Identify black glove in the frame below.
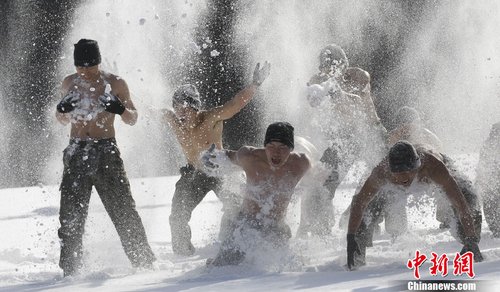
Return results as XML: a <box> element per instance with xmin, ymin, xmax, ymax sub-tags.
<box><xmin>347</xmin><ymin>233</ymin><xmax>361</xmax><ymax>270</ymax></box>
<box><xmin>99</xmin><ymin>93</ymin><xmax>125</xmax><ymax>115</ymax></box>
<box><xmin>56</xmin><ymin>92</ymin><xmax>80</xmax><ymax>113</ymax></box>
<box><xmin>460</xmin><ymin>235</ymin><xmax>483</xmax><ymax>262</ymax></box>
<box><xmin>252</xmin><ymin>61</ymin><xmax>271</xmax><ymax>86</ymax></box>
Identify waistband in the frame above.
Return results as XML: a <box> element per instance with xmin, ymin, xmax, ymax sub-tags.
<box><xmin>69</xmin><ymin>137</ymin><xmax>117</xmax><ymax>146</ymax></box>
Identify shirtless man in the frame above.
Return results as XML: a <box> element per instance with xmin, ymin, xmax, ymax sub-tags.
<box><xmin>55</xmin><ymin>39</ymin><xmax>155</xmax><ymax>276</ymax></box>
<box><xmin>201</xmin><ymin>122</ymin><xmax>311</xmax><ymax>266</ymax></box>
<box><xmin>339</xmin><ymin>106</ymin><xmax>446</xmax><ymax>236</ymax></box>
<box><xmin>163</xmin><ymin>62</ymin><xmax>270</xmax><ymax>256</ymax></box>
<box><xmin>388</xmin><ymin>106</ymin><xmax>442</xmax><ymax>150</ymax></box>
<box><xmin>297</xmin><ymin>44</ymin><xmax>387</xmax><ymax>237</ymax></box>
<box><xmin>346</xmin><ymin>141</ymin><xmax>483</xmax><ymax>270</ymax></box>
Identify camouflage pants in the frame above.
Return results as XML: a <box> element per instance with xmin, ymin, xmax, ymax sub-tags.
<box><xmin>169</xmin><ymin>165</ymin><xmax>240</xmax><ymax>255</ymax></box>
<box><xmin>58</xmin><ymin>138</ymin><xmax>155</xmax><ymax>276</ymax></box>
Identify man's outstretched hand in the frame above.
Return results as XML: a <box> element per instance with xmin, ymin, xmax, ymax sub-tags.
<box><xmin>200</xmin><ymin>144</ymin><xmax>231</xmax><ymax>176</ymax></box>
<box><xmin>347</xmin><ymin>233</ymin><xmax>361</xmax><ymax>270</ymax></box>
<box><xmin>201</xmin><ymin>144</ymin><xmax>218</xmax><ymax>170</ymax></box>
<box><xmin>253</xmin><ymin>61</ymin><xmax>271</xmax><ymax>86</ymax></box>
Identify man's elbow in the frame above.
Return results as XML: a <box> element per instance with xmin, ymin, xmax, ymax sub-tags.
<box><xmin>122</xmin><ymin>110</ymin><xmax>138</xmax><ymax>125</ymax></box>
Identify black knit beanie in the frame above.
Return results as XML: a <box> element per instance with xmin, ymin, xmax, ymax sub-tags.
<box><xmin>264</xmin><ymin>122</ymin><xmax>294</xmax><ymax>149</ymax></box>
<box><xmin>389</xmin><ymin>140</ymin><xmax>421</xmax><ymax>172</ymax></box>
<box><xmin>74</xmin><ymin>39</ymin><xmax>101</xmax><ymax>67</ymax></box>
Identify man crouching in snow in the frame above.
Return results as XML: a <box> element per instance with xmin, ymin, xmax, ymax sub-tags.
<box><xmin>201</xmin><ymin>122</ymin><xmax>311</xmax><ymax>266</ymax></box>
<box><xmin>346</xmin><ymin>141</ymin><xmax>483</xmax><ymax>271</ymax></box>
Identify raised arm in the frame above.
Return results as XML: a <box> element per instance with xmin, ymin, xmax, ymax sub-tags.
<box><xmin>208</xmin><ymin>62</ymin><xmax>270</xmax><ymax>122</ymax></box>
<box><xmin>427</xmin><ymin>156</ymin><xmax>476</xmax><ymax>237</ymax></box>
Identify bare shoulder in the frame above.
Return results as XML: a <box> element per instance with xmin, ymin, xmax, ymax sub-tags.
<box><xmin>103</xmin><ymin>71</ymin><xmax>127</xmax><ymax>89</ymax></box>
<box><xmin>345</xmin><ymin>67</ymin><xmax>370</xmax><ymax>84</ymax></box>
<box><xmin>418</xmin><ymin>146</ymin><xmax>443</xmax><ymax>162</ymax></box>
<box><xmin>236</xmin><ymin>146</ymin><xmax>263</xmax><ymax>164</ymax></box>
<box><xmin>418</xmin><ymin>148</ymin><xmax>447</xmax><ymax>177</ymax></box>
<box><xmin>238</xmin><ymin>146</ymin><xmax>261</xmax><ymax>157</ymax></box>
<box><xmin>61</xmin><ymin>74</ymin><xmax>78</xmax><ymax>90</ymax></box>
<box><xmin>290</xmin><ymin>152</ymin><xmax>312</xmax><ymax>170</ymax></box>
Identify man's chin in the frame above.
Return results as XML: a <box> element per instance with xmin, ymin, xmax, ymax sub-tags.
<box><xmin>270</xmin><ymin>160</ymin><xmax>283</xmax><ymax>168</ymax></box>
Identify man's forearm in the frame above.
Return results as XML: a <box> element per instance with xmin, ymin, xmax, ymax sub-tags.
<box><xmin>56</xmin><ymin>112</ymin><xmax>70</xmax><ymax>125</ymax></box>
<box><xmin>121</xmin><ymin>108</ymin><xmax>138</xmax><ymax>125</ymax></box>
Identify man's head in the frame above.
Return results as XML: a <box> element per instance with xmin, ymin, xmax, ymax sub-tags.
<box><xmin>264</xmin><ymin>122</ymin><xmax>294</xmax><ymax>168</ymax></box>
<box><xmin>389</xmin><ymin>141</ymin><xmax>421</xmax><ymax>186</ymax></box>
<box><xmin>318</xmin><ymin>44</ymin><xmax>348</xmax><ymax>75</ymax></box>
<box><xmin>395</xmin><ymin>106</ymin><xmax>421</xmax><ymax>126</ymax></box>
<box><xmin>172</xmin><ymin>84</ymin><xmax>202</xmax><ymax>111</ymax></box>
<box><xmin>74</xmin><ymin>39</ymin><xmax>101</xmax><ymax>67</ymax></box>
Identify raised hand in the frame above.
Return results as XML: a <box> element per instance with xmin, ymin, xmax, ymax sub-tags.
<box><xmin>98</xmin><ymin>93</ymin><xmax>125</xmax><ymax>115</ymax></box>
<box><xmin>57</xmin><ymin>91</ymin><xmax>80</xmax><ymax>113</ymax></box>
<box><xmin>347</xmin><ymin>234</ymin><xmax>361</xmax><ymax>270</ymax></box>
<box><xmin>252</xmin><ymin>61</ymin><xmax>271</xmax><ymax>86</ymax></box>
<box><xmin>200</xmin><ymin>144</ymin><xmax>232</xmax><ymax>176</ymax></box>
<box><xmin>460</xmin><ymin>236</ymin><xmax>484</xmax><ymax>262</ymax></box>
<box><xmin>306</xmin><ymin>84</ymin><xmax>329</xmax><ymax>107</ymax></box>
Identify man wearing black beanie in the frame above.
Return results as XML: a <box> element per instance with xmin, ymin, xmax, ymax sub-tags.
<box><xmin>345</xmin><ymin>141</ymin><xmax>483</xmax><ymax>270</ymax></box>
<box><xmin>201</xmin><ymin>122</ymin><xmax>311</xmax><ymax>266</ymax></box>
<box><xmin>55</xmin><ymin>38</ymin><xmax>155</xmax><ymax>276</ymax></box>
<box><xmin>162</xmin><ymin>62</ymin><xmax>271</xmax><ymax>256</ymax></box>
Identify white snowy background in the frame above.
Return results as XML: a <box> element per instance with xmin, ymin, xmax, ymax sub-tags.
<box><xmin>2</xmin><ymin>0</ymin><xmax>500</xmax><ymax>291</ymax></box>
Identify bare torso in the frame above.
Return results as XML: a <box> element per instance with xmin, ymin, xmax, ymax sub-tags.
<box><xmin>167</xmin><ymin>110</ymin><xmax>224</xmax><ymax>169</ymax></box>
<box><xmin>57</xmin><ymin>70</ymin><xmax>136</xmax><ymax>138</ymax></box>
<box><xmin>237</xmin><ymin>148</ymin><xmax>310</xmax><ymax>223</ymax></box>
<box><xmin>309</xmin><ymin>67</ymin><xmax>382</xmax><ymax>137</ymax></box>
<box><xmin>164</xmin><ymin>84</ymin><xmax>258</xmax><ymax>169</ymax></box>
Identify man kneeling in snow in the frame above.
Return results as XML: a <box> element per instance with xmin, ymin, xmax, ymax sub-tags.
<box><xmin>201</xmin><ymin>122</ymin><xmax>311</xmax><ymax>266</ymax></box>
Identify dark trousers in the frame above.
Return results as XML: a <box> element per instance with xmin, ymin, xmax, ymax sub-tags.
<box><xmin>169</xmin><ymin>165</ymin><xmax>240</xmax><ymax>255</ymax></box>
<box><xmin>210</xmin><ymin>213</ymin><xmax>292</xmax><ymax>266</ymax></box>
<box><xmin>58</xmin><ymin>138</ymin><xmax>155</xmax><ymax>275</ymax></box>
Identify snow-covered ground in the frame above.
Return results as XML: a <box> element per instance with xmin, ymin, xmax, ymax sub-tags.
<box><xmin>1</xmin><ymin>157</ymin><xmax>499</xmax><ymax>291</ymax></box>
